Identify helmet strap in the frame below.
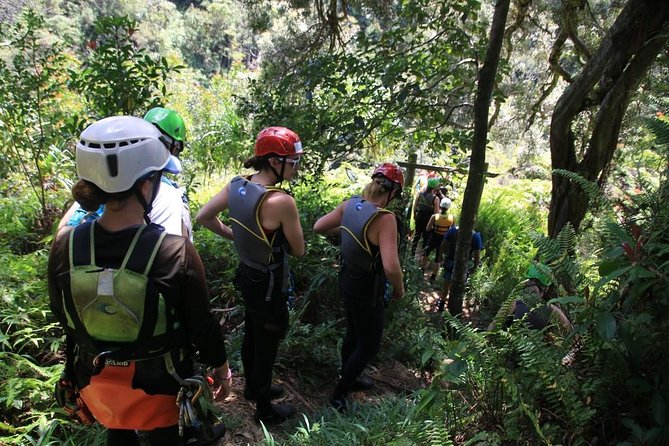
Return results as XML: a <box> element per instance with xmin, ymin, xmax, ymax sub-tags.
<box><xmin>268</xmin><ymin>157</ymin><xmax>286</xmax><ymax>185</ymax></box>
<box><xmin>134</xmin><ymin>172</ymin><xmax>162</xmax><ymax>224</ymax></box>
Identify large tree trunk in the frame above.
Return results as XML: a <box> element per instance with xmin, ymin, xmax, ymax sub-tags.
<box><xmin>548</xmin><ymin>0</ymin><xmax>669</xmax><ymax>237</ymax></box>
<box><xmin>448</xmin><ymin>0</ymin><xmax>510</xmax><ymax>317</ymax></box>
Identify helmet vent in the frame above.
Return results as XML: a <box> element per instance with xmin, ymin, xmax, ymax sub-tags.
<box><xmin>106</xmin><ymin>154</ymin><xmax>118</xmax><ymax>177</ymax></box>
<box><xmin>88</xmin><ymin>142</ymin><xmax>101</xmax><ymax>149</ymax></box>
<box><xmin>119</xmin><ymin>141</ymin><xmax>128</xmax><ymax>147</ymax></box>
<box><xmin>103</xmin><ymin>143</ymin><xmax>115</xmax><ymax>149</ymax></box>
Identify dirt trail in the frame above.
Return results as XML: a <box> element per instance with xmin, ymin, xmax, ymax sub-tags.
<box><xmin>212</xmin><ymin>271</ymin><xmax>475</xmax><ymax>445</ymax></box>
<box><xmin>213</xmin><ymin>360</ymin><xmax>426</xmax><ymax>445</ymax></box>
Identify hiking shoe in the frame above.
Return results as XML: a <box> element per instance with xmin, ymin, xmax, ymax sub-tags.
<box><xmin>243</xmin><ymin>383</ymin><xmax>285</xmax><ymax>401</ymax></box>
<box><xmin>330</xmin><ymin>395</ymin><xmax>349</xmax><ymax>413</ymax></box>
<box><xmin>350</xmin><ymin>374</ymin><xmax>374</xmax><ymax>391</ymax></box>
<box><xmin>183</xmin><ymin>422</ymin><xmax>226</xmax><ymax>445</ymax></box>
<box><xmin>254</xmin><ymin>403</ymin><xmax>296</xmax><ymax>424</ymax></box>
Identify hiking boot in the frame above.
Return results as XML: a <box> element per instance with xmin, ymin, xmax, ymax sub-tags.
<box><xmin>243</xmin><ymin>383</ymin><xmax>285</xmax><ymax>401</ymax></box>
<box><xmin>350</xmin><ymin>374</ymin><xmax>374</xmax><ymax>391</ymax></box>
<box><xmin>330</xmin><ymin>395</ymin><xmax>349</xmax><ymax>413</ymax></box>
<box><xmin>183</xmin><ymin>422</ymin><xmax>226</xmax><ymax>445</ymax></box>
<box><xmin>254</xmin><ymin>403</ymin><xmax>296</xmax><ymax>424</ymax></box>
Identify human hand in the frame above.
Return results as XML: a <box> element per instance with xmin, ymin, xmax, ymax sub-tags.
<box><xmin>392</xmin><ymin>286</ymin><xmax>405</xmax><ymax>300</ymax></box>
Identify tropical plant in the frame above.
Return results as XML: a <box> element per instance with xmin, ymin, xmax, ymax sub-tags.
<box><xmin>69</xmin><ymin>15</ymin><xmax>180</xmax><ymax>118</ymax></box>
<box><xmin>0</xmin><ymin>9</ymin><xmax>79</xmax><ymax>228</ymax></box>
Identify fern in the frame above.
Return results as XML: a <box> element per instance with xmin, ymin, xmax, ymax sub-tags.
<box><xmin>552</xmin><ymin>169</ymin><xmax>604</xmax><ymax>206</ymax></box>
<box><xmin>412</xmin><ymin>420</ymin><xmax>453</xmax><ymax>446</ymax></box>
<box><xmin>642</xmin><ymin>116</ymin><xmax>669</xmax><ymax>151</ymax></box>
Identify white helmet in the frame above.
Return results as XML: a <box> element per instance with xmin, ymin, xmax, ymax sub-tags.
<box><xmin>440</xmin><ymin>197</ymin><xmax>452</xmax><ymax>210</ymax></box>
<box><xmin>76</xmin><ymin>116</ymin><xmax>180</xmax><ymax>193</ymax></box>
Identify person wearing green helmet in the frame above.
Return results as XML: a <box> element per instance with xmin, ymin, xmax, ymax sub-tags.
<box><xmin>488</xmin><ymin>262</ymin><xmax>580</xmax><ymax>365</ymax></box>
<box><xmin>411</xmin><ymin>176</ymin><xmax>440</xmax><ymax>256</ymax></box>
<box><xmin>143</xmin><ymin>107</ymin><xmax>192</xmax><ymax>240</ymax></box>
<box><xmin>143</xmin><ymin>107</ymin><xmax>186</xmax><ymax>157</ymax></box>
<box><xmin>489</xmin><ymin>262</ymin><xmax>571</xmax><ymax>332</ymax></box>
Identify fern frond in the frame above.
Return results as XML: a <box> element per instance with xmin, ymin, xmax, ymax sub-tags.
<box><xmin>552</xmin><ymin>169</ymin><xmax>604</xmax><ymax>206</ymax></box>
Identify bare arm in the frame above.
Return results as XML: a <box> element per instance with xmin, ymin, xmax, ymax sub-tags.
<box><xmin>314</xmin><ymin>202</ymin><xmax>345</xmax><ymax>235</ymax></box>
<box><xmin>195</xmin><ymin>185</ymin><xmax>234</xmax><ymax>240</ymax></box>
<box><xmin>550</xmin><ymin>304</ymin><xmax>573</xmax><ymax>332</ymax></box>
<box><xmin>278</xmin><ymin>195</ymin><xmax>305</xmax><ymax>257</ymax></box>
<box><xmin>376</xmin><ymin>213</ymin><xmax>404</xmax><ymax>298</ymax></box>
<box><xmin>426</xmin><ymin>214</ymin><xmax>436</xmax><ymax>232</ymax></box>
<box><xmin>432</xmin><ymin>196</ymin><xmax>440</xmax><ymax>214</ymax></box>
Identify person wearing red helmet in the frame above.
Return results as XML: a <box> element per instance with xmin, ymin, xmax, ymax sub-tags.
<box><xmin>196</xmin><ymin>126</ymin><xmax>304</xmax><ymax>424</ymax></box>
<box><xmin>314</xmin><ymin>163</ymin><xmax>405</xmax><ymax>412</ymax></box>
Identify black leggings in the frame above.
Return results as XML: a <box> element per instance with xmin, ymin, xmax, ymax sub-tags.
<box><xmin>338</xmin><ymin>302</ymin><xmax>384</xmax><ymax>394</ymax></box>
<box><xmin>412</xmin><ymin>214</ymin><xmax>431</xmax><ymax>254</ymax></box>
<box><xmin>235</xmin><ymin>263</ymin><xmax>289</xmax><ymax>410</ymax></box>
<box><xmin>107</xmin><ymin>425</ymin><xmax>181</xmax><ymax>446</ymax></box>
<box><xmin>423</xmin><ymin>232</ymin><xmax>443</xmax><ymax>262</ymax></box>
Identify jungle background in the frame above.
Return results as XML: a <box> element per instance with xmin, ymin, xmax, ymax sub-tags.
<box><xmin>1</xmin><ymin>0</ymin><xmax>668</xmax><ymax>444</ymax></box>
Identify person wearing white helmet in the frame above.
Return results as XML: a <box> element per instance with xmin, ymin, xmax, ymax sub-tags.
<box><xmin>48</xmin><ymin>116</ymin><xmax>230</xmax><ymax>445</ymax></box>
<box><xmin>58</xmin><ymin>108</ymin><xmax>191</xmax><ymax>240</ymax></box>
<box><xmin>421</xmin><ymin>197</ymin><xmax>455</xmax><ymax>281</ymax></box>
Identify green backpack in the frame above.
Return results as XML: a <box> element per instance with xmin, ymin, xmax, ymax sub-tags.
<box><xmin>62</xmin><ymin>221</ymin><xmax>179</xmax><ymax>364</ymax></box>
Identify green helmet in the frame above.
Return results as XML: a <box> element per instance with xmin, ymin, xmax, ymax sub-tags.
<box><xmin>144</xmin><ymin>107</ymin><xmax>186</xmax><ymax>155</ymax></box>
<box><xmin>527</xmin><ymin>263</ymin><xmax>552</xmax><ymax>287</ymax></box>
<box><xmin>427</xmin><ymin>177</ymin><xmax>439</xmax><ymax>189</ymax></box>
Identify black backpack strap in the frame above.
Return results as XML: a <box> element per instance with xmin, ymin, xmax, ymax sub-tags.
<box><xmin>70</xmin><ymin>221</ymin><xmax>96</xmax><ymax>268</ymax></box>
<box><xmin>66</xmin><ymin>222</ymin><xmax>104</xmax><ymax>355</ymax></box>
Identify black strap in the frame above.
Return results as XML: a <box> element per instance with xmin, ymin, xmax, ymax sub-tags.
<box><xmin>72</xmin><ymin>221</ymin><xmax>94</xmax><ymax>267</ymax></box>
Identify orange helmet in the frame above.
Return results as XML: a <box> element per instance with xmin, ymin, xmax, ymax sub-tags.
<box><xmin>372</xmin><ymin>163</ymin><xmax>405</xmax><ymax>190</ymax></box>
<box><xmin>254</xmin><ymin>126</ymin><xmax>303</xmax><ymax>157</ymax></box>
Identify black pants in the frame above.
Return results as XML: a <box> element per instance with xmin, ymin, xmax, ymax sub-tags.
<box><xmin>107</xmin><ymin>425</ymin><xmax>181</xmax><ymax>446</ymax></box>
<box><xmin>336</xmin><ymin>301</ymin><xmax>384</xmax><ymax>396</ymax></box>
<box><xmin>235</xmin><ymin>263</ymin><xmax>289</xmax><ymax>410</ymax></box>
<box><xmin>412</xmin><ymin>214</ymin><xmax>431</xmax><ymax>254</ymax></box>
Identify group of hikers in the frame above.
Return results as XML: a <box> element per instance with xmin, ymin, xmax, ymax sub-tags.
<box><xmin>410</xmin><ymin>176</ymin><xmax>483</xmax><ymax>313</ymax></box>
<box><xmin>47</xmin><ymin>109</ymin><xmax>577</xmax><ymax>446</ymax></box>
<box><xmin>47</xmin><ymin>111</ymin><xmax>406</xmax><ymax>445</ymax></box>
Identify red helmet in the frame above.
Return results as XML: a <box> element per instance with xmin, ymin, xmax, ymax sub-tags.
<box><xmin>254</xmin><ymin>126</ymin><xmax>303</xmax><ymax>157</ymax></box>
<box><xmin>372</xmin><ymin>163</ymin><xmax>405</xmax><ymax>189</ymax></box>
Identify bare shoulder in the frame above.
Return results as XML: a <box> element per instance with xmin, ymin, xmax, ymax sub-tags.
<box><xmin>377</xmin><ymin>211</ymin><xmax>398</xmax><ymax>226</ymax></box>
<box><xmin>266</xmin><ymin>190</ymin><xmax>297</xmax><ymax>208</ymax></box>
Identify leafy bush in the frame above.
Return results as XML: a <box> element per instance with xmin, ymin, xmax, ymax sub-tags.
<box><xmin>470</xmin><ymin>183</ymin><xmax>547</xmax><ymax>320</ymax></box>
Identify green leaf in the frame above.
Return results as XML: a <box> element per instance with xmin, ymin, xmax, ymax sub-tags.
<box><xmin>415</xmin><ymin>389</ymin><xmax>438</xmax><ymax>414</ymax></box>
<box><xmin>547</xmin><ymin>295</ymin><xmax>584</xmax><ymax>305</ymax></box>
<box><xmin>596</xmin><ymin>311</ymin><xmax>617</xmax><ymax>341</ymax></box>
<box><xmin>652</xmin><ymin>393</ymin><xmax>667</xmax><ymax>426</ymax></box>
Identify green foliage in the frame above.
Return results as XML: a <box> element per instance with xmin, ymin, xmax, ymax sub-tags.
<box><xmin>243</xmin><ymin>0</ymin><xmax>488</xmax><ymax>173</ymax></box>
<box><xmin>262</xmin><ymin>396</ymin><xmax>450</xmax><ymax>446</ymax></box>
<box><xmin>69</xmin><ymin>15</ymin><xmax>180</xmax><ymax>118</ymax></box>
<box><xmin>423</xmin><ymin>315</ymin><xmax>594</xmax><ymax>444</ymax></box>
<box><xmin>169</xmin><ymin>70</ymin><xmax>250</xmax><ymax>181</ymax></box>
<box><xmin>469</xmin><ymin>185</ymin><xmax>546</xmax><ymax>319</ymax></box>
<box><xmin>0</xmin><ymin>9</ymin><xmax>78</xmax><ymax>225</ymax></box>
<box><xmin>577</xmin><ymin>116</ymin><xmax>669</xmax><ymax>443</ymax></box>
